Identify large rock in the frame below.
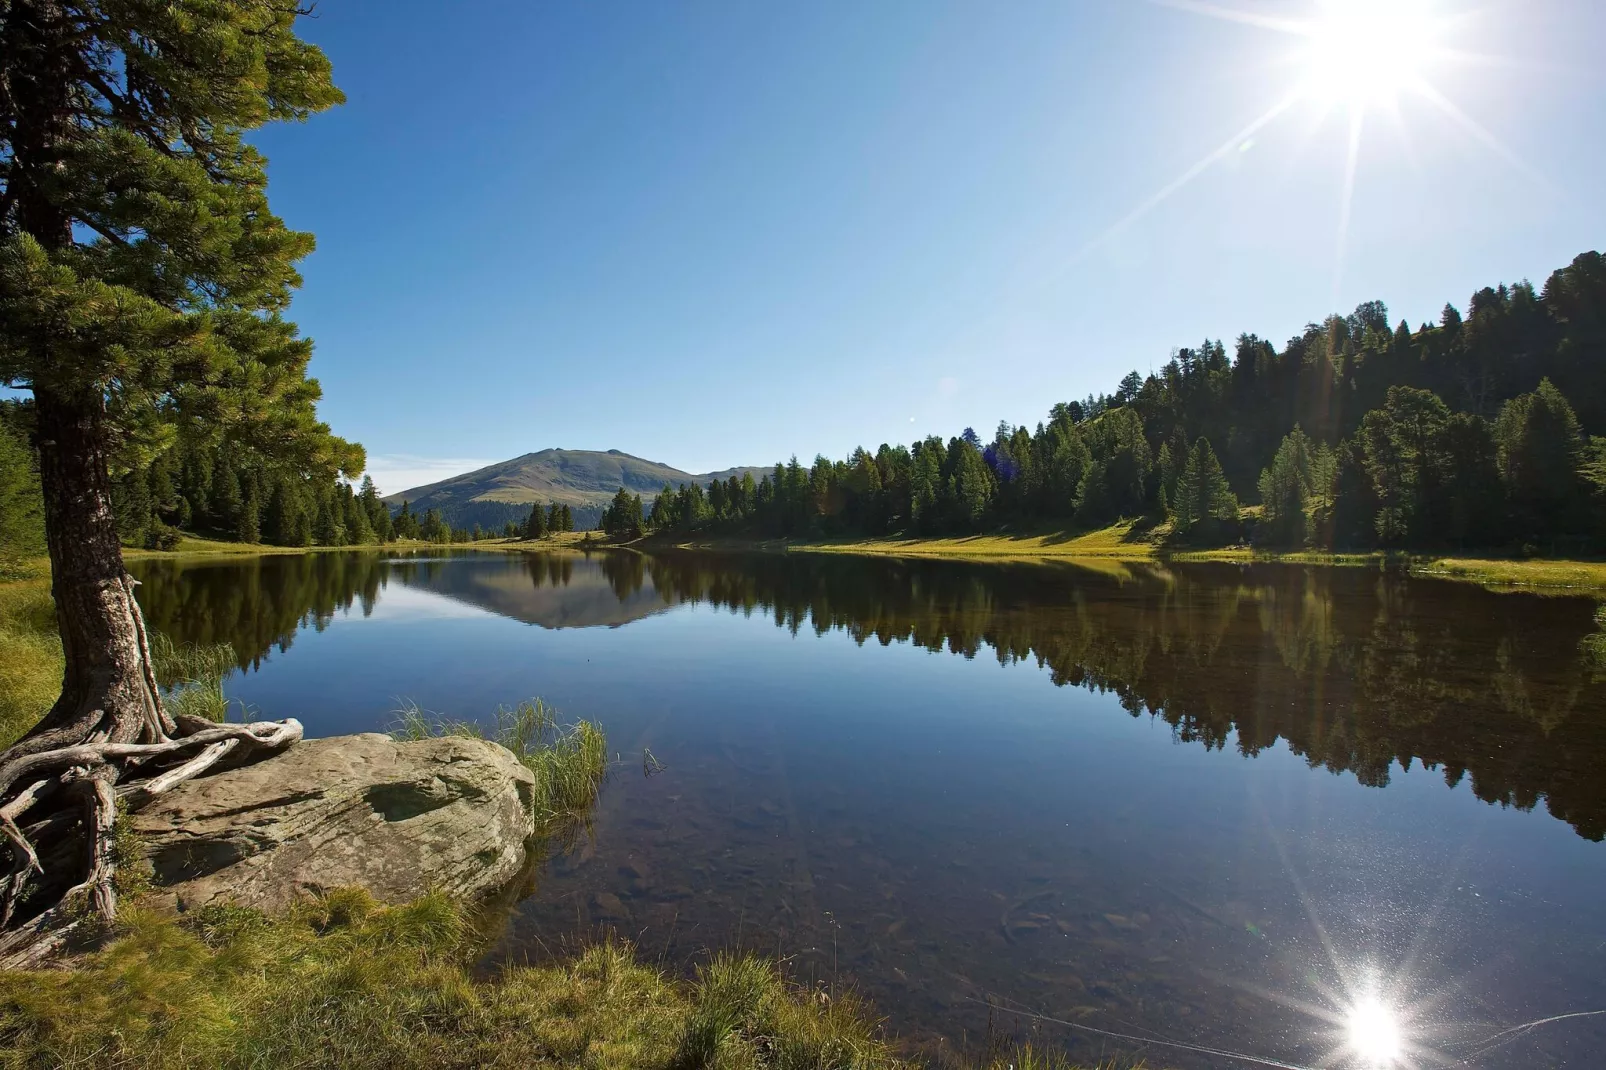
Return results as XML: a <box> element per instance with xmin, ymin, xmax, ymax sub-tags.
<box><xmin>131</xmin><ymin>733</ymin><xmax>538</xmax><ymax>912</ymax></box>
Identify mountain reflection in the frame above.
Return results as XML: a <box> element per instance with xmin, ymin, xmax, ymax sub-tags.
<box><xmin>131</xmin><ymin>549</ymin><xmax>1606</xmax><ymax>841</ymax></box>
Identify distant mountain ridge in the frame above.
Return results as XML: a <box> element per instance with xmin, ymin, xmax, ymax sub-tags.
<box><xmin>384</xmin><ymin>449</ymin><xmax>766</xmax><ymax>531</ymax></box>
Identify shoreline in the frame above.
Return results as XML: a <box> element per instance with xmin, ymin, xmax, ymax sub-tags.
<box><xmin>625</xmin><ymin>524</ymin><xmax>1606</xmax><ymax>592</ymax></box>
<box><xmin>88</xmin><ymin>524</ymin><xmax>1606</xmax><ymax>592</ymax></box>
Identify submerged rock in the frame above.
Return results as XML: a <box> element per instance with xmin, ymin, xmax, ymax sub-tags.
<box><xmin>132</xmin><ymin>733</ymin><xmax>538</xmax><ymax>912</ymax></box>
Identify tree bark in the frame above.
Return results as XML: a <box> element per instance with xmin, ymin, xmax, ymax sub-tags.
<box><xmin>24</xmin><ymin>385</ymin><xmax>172</xmax><ymax>750</ymax></box>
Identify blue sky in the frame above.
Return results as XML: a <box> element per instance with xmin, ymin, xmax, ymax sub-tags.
<box><xmin>253</xmin><ymin>0</ymin><xmax>1606</xmax><ymax>493</ymax></box>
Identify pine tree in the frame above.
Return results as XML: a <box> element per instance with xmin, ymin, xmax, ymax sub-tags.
<box><xmin>209</xmin><ymin>457</ymin><xmax>243</xmax><ymax>536</ymax></box>
<box><xmin>1174</xmin><ymin>438</ymin><xmax>1238</xmax><ymax>535</ymax></box>
<box><xmin>1496</xmin><ymin>378</ymin><xmax>1587</xmax><ymax>541</ymax></box>
<box><xmin>343</xmin><ymin>486</ymin><xmax>372</xmax><ymax>544</ymax></box>
<box><xmin>313</xmin><ymin>487</ymin><xmax>345</xmax><ymax>546</ymax></box>
<box><xmin>526</xmin><ymin>502</ymin><xmax>549</xmax><ymax>539</ymax></box>
<box><xmin>0</xmin><ymin>0</ymin><xmax>358</xmax><ymax>937</ymax></box>
<box><xmin>357</xmin><ymin>476</ymin><xmax>390</xmax><ymax>541</ymax></box>
<box><xmin>1257</xmin><ymin>427</ymin><xmax>1315</xmax><ymax>546</ymax></box>
<box><xmin>392</xmin><ymin>500</ymin><xmax>417</xmax><ymax>541</ymax></box>
<box><xmin>111</xmin><ymin>470</ymin><xmax>153</xmax><ymax>547</ymax></box>
<box><xmin>237</xmin><ymin>471</ymin><xmax>262</xmax><ymax>545</ymax></box>
<box><xmin>420</xmin><ymin>509</ymin><xmax>448</xmax><ymax>542</ymax></box>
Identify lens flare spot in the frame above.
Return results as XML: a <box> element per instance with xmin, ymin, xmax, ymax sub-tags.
<box><xmin>1346</xmin><ymin>993</ymin><xmax>1403</xmax><ymax>1065</ymax></box>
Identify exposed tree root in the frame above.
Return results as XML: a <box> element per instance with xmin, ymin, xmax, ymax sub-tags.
<box><xmin>0</xmin><ymin>712</ymin><xmax>303</xmax><ymax>968</ymax></box>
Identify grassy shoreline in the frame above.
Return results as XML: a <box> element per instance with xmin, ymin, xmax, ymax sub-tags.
<box><xmin>631</xmin><ymin>523</ymin><xmax>1606</xmax><ymax>592</ymax></box>
<box><xmin>37</xmin><ymin>519</ymin><xmax>1606</xmax><ymax>596</ymax></box>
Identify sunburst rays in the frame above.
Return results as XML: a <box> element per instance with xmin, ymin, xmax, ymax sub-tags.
<box><xmin>1092</xmin><ymin>1</ymin><xmax>1548</xmax><ymax>304</ymax></box>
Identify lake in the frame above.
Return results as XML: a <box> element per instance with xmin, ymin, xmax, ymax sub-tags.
<box><xmin>128</xmin><ymin>548</ymin><xmax>1606</xmax><ymax>1068</ymax></box>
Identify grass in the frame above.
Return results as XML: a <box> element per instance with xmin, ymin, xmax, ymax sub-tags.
<box><xmin>107</xmin><ymin>520</ymin><xmax>1606</xmax><ymax>593</ymax></box>
<box><xmin>122</xmin><ymin>531</ymin><xmax>600</xmax><ymax>560</ymax></box>
<box><xmin>123</xmin><ymin>535</ymin><xmax>456</xmax><ymax>559</ymax></box>
<box><xmin>790</xmin><ymin>522</ymin><xmax>1161</xmax><ymax>562</ymax></box>
<box><xmin>0</xmin><ymin>565</ymin><xmax>60</xmax><ymax>748</ymax></box>
<box><xmin>1409</xmin><ymin>555</ymin><xmax>1606</xmax><ymax>591</ymax></box>
<box><xmin>0</xmin><ymin>885</ymin><xmax>1124</xmax><ymax>1069</ymax></box>
<box><xmin>150</xmin><ymin>633</ymin><xmax>239</xmax><ymax>723</ymax></box>
<box><xmin>767</xmin><ymin>522</ymin><xmax>1606</xmax><ymax>591</ymax></box>
<box><xmin>0</xmin><ymin>888</ymin><xmax>918</xmax><ymax>1070</ymax></box>
<box><xmin>391</xmin><ymin>698</ymin><xmax>608</xmax><ymax>830</ymax></box>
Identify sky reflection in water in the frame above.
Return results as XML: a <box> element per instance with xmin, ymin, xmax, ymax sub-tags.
<box><xmin>130</xmin><ymin>550</ymin><xmax>1606</xmax><ymax>1067</ymax></box>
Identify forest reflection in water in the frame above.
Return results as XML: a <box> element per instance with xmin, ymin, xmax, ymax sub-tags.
<box><xmin>129</xmin><ymin>549</ymin><xmax>1606</xmax><ymax>1066</ymax></box>
<box><xmin>133</xmin><ymin>548</ymin><xmax>1606</xmax><ymax>842</ymax></box>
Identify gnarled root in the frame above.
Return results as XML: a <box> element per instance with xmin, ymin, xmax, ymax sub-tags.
<box><xmin>0</xmin><ymin>715</ymin><xmax>303</xmax><ymax>968</ymax></box>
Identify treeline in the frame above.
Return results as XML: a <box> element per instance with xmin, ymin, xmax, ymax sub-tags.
<box><xmin>629</xmin><ymin>251</ymin><xmax>1606</xmax><ymax>552</ymax></box>
<box><xmin>0</xmin><ymin>400</ymin><xmax>530</xmax><ymax>551</ymax></box>
<box><xmin>112</xmin><ymin>440</ymin><xmax>404</xmax><ymax>549</ymax></box>
<box><xmin>404</xmin><ymin>498</ymin><xmax>603</xmax><ymax>540</ymax></box>
<box><xmin>518</xmin><ymin>501</ymin><xmax>577</xmax><ymax>539</ymax></box>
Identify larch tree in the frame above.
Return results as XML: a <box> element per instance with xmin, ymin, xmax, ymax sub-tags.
<box><xmin>0</xmin><ymin>1</ymin><xmax>356</xmax><ymax>960</ymax></box>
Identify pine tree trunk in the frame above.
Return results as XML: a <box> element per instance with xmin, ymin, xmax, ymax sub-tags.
<box><xmin>0</xmin><ymin>389</ymin><xmax>303</xmax><ymax>959</ymax></box>
<box><xmin>26</xmin><ymin>385</ymin><xmax>170</xmax><ymax>750</ymax></box>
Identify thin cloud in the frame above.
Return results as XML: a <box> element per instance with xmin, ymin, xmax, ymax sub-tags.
<box><xmin>362</xmin><ymin>455</ymin><xmax>495</xmax><ymax>498</ymax></box>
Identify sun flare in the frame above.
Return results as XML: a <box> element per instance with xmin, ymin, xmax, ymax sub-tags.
<box><xmin>1300</xmin><ymin>0</ymin><xmax>1443</xmax><ymax>109</ymax></box>
<box><xmin>1345</xmin><ymin>992</ymin><xmax>1405</xmax><ymax>1066</ymax></box>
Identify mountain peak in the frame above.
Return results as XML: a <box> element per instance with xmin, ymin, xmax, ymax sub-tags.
<box><xmin>382</xmin><ymin>448</ymin><xmax>768</xmax><ymax>530</ymax></box>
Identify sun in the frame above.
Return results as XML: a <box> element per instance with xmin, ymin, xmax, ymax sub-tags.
<box><xmin>1345</xmin><ymin>992</ymin><xmax>1405</xmax><ymax>1066</ymax></box>
<box><xmin>1300</xmin><ymin>0</ymin><xmax>1443</xmax><ymax>110</ymax></box>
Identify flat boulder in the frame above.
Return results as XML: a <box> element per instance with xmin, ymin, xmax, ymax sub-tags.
<box><xmin>131</xmin><ymin>733</ymin><xmax>538</xmax><ymax>912</ymax></box>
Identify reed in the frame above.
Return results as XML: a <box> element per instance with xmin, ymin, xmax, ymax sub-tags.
<box><xmin>150</xmin><ymin>633</ymin><xmax>240</xmax><ymax>723</ymax></box>
<box><xmin>390</xmin><ymin>698</ymin><xmax>607</xmax><ymax>831</ymax></box>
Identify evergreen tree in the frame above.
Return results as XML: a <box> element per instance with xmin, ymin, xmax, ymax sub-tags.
<box><xmin>313</xmin><ymin>487</ymin><xmax>345</xmax><ymax>546</ymax></box>
<box><xmin>526</xmin><ymin>501</ymin><xmax>549</xmax><ymax>539</ymax></box>
<box><xmin>1496</xmin><ymin>378</ymin><xmax>1587</xmax><ymax>541</ymax></box>
<box><xmin>393</xmin><ymin>500</ymin><xmax>420</xmax><ymax>541</ymax></box>
<box><xmin>111</xmin><ymin>470</ymin><xmax>153</xmax><ymax>547</ymax></box>
<box><xmin>264</xmin><ymin>480</ymin><xmax>293</xmax><ymax>547</ymax></box>
<box><xmin>1257</xmin><ymin>427</ymin><xmax>1315</xmax><ymax>546</ymax></box>
<box><xmin>343</xmin><ymin>486</ymin><xmax>372</xmax><ymax>543</ymax></box>
<box><xmin>237</xmin><ymin>471</ymin><xmax>262</xmax><ymax>545</ymax></box>
<box><xmin>1174</xmin><ymin>438</ymin><xmax>1238</xmax><ymax>535</ymax></box>
<box><xmin>357</xmin><ymin>476</ymin><xmax>391</xmax><ymax>541</ymax></box>
<box><xmin>420</xmin><ymin>508</ymin><xmax>448</xmax><ymax>542</ymax></box>
<box><xmin>1359</xmin><ymin>387</ymin><xmax>1452</xmax><ymax>545</ymax></box>
<box><xmin>0</xmin><ymin>0</ymin><xmax>356</xmax><ymax>901</ymax></box>
<box><xmin>603</xmin><ymin>487</ymin><xmax>644</xmax><ymax>536</ymax></box>
<box><xmin>209</xmin><ymin>458</ymin><xmax>243</xmax><ymax>535</ymax></box>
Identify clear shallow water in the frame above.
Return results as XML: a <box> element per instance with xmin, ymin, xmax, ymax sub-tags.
<box><xmin>129</xmin><ymin>549</ymin><xmax>1606</xmax><ymax>1067</ymax></box>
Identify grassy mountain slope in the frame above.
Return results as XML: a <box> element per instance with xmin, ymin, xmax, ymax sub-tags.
<box><xmin>384</xmin><ymin>449</ymin><xmax>765</xmax><ymax>530</ymax></box>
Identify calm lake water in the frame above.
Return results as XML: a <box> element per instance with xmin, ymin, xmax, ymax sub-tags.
<box><xmin>129</xmin><ymin>549</ymin><xmax>1606</xmax><ymax>1068</ymax></box>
